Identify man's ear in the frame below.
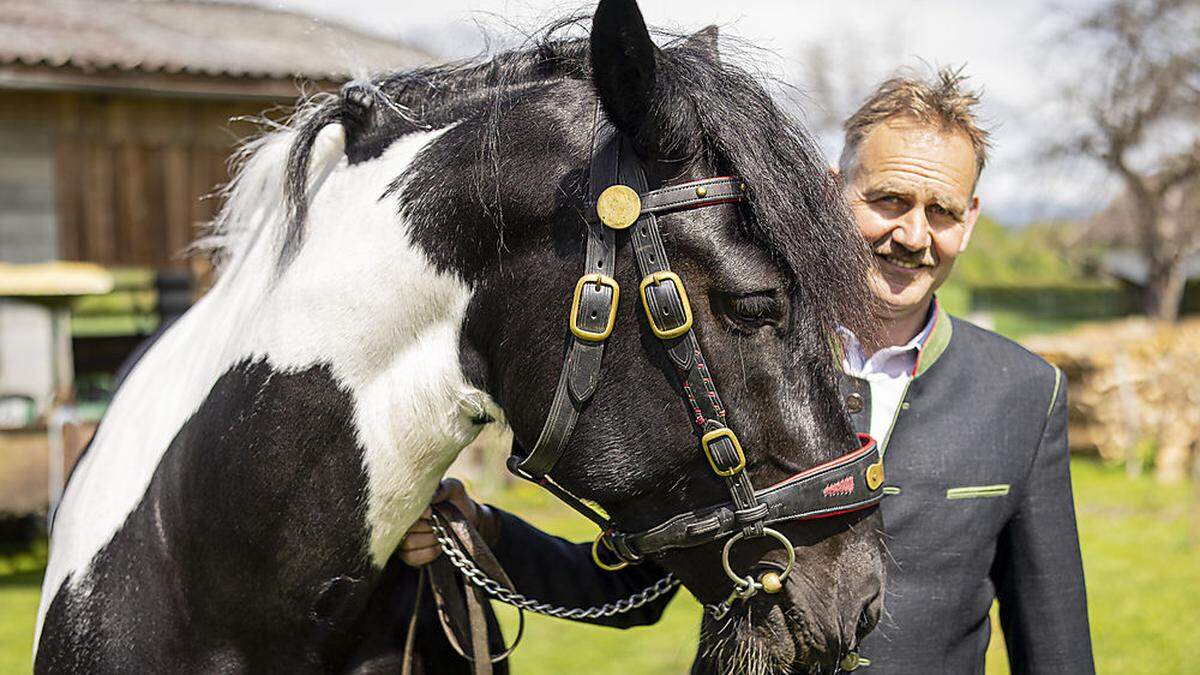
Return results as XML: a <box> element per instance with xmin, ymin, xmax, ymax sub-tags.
<box><xmin>959</xmin><ymin>195</ymin><xmax>981</xmax><ymax>252</ymax></box>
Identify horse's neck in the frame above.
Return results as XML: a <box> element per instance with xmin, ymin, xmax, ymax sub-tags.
<box><xmin>214</xmin><ymin>125</ymin><xmax>490</xmax><ymax>563</ymax></box>
<box><xmin>48</xmin><ymin>126</ymin><xmax>487</xmax><ymax>604</ymax></box>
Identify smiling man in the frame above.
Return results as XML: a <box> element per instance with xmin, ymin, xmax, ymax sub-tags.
<box><xmin>400</xmin><ymin>69</ymin><xmax>1095</xmax><ymax>674</ymax></box>
<box><xmin>839</xmin><ymin>84</ymin><xmax>982</xmax><ymax>352</ymax></box>
<box><xmin>827</xmin><ymin>69</ymin><xmax>1095</xmax><ymax>674</ymax></box>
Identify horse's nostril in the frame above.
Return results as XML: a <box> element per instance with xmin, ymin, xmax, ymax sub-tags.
<box><xmin>857</xmin><ymin>607</ymin><xmax>872</xmax><ymax>633</ymax></box>
<box><xmin>857</xmin><ymin>592</ymin><xmax>883</xmax><ymax>638</ymax></box>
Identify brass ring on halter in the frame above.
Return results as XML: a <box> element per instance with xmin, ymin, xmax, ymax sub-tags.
<box><xmin>592</xmin><ymin>531</ymin><xmax>630</xmax><ymax>571</ymax></box>
<box><xmin>721</xmin><ymin>527</ymin><xmax>795</xmax><ymax>591</ymax></box>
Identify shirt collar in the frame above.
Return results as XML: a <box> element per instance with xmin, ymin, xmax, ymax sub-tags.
<box><xmin>837</xmin><ymin>298</ymin><xmax>939</xmax><ymax>378</ymax></box>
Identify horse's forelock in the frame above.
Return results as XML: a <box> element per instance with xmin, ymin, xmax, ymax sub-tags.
<box><xmin>653</xmin><ymin>43</ymin><xmax>879</xmax><ymax>349</ymax></box>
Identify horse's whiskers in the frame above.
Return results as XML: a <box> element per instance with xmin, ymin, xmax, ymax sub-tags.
<box><xmin>701</xmin><ymin>611</ymin><xmax>796</xmax><ymax>675</ymax></box>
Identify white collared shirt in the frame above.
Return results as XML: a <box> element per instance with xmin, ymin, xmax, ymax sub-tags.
<box><xmin>838</xmin><ymin>307</ymin><xmax>937</xmax><ymax>445</ymax></box>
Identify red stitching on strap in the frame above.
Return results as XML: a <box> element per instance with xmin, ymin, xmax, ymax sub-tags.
<box><xmin>691</xmin><ymin>349</ymin><xmax>726</xmax><ymax>420</ymax></box>
<box><xmin>680</xmin><ymin>379</ymin><xmax>706</xmax><ymax>426</ymax></box>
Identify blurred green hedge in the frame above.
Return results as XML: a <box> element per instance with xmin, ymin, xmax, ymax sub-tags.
<box><xmin>70</xmin><ymin>267</ymin><xmax>160</xmax><ymax>338</ymax></box>
<box><xmin>969</xmin><ymin>282</ymin><xmax>1134</xmax><ymax>319</ymax></box>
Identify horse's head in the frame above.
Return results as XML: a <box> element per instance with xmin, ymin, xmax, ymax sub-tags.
<box><xmin>333</xmin><ymin>0</ymin><xmax>884</xmax><ymax>669</ymax></box>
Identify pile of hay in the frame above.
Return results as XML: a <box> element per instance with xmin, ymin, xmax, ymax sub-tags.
<box><xmin>1025</xmin><ymin>319</ymin><xmax>1200</xmax><ymax>482</ymax></box>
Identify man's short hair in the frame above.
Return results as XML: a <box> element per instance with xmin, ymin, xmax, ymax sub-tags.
<box><xmin>838</xmin><ymin>67</ymin><xmax>991</xmax><ymax>185</ymax></box>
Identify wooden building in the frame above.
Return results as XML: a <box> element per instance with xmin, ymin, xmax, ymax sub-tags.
<box><xmin>0</xmin><ymin>0</ymin><xmax>432</xmax><ymax>269</ymax></box>
<box><xmin>0</xmin><ymin>0</ymin><xmax>433</xmax><ymax>517</ymax></box>
<box><xmin>0</xmin><ymin>0</ymin><xmax>433</xmax><ymax>376</ymax></box>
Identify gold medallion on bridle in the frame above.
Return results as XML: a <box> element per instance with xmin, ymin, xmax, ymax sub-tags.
<box><xmin>866</xmin><ymin>462</ymin><xmax>885</xmax><ymax>491</ymax></box>
<box><xmin>596</xmin><ymin>184</ymin><xmax>642</xmax><ymax>229</ymax></box>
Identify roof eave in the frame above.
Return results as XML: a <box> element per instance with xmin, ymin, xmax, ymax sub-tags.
<box><xmin>0</xmin><ymin>62</ymin><xmax>341</xmax><ymax>101</ymax></box>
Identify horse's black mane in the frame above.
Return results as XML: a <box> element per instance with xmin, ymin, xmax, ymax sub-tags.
<box><xmin>279</xmin><ymin>17</ymin><xmax>875</xmax><ymax>344</ymax></box>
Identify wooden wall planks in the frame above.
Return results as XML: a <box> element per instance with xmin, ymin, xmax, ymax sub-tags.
<box><xmin>0</xmin><ymin>91</ymin><xmax>279</xmax><ymax>270</ymax></box>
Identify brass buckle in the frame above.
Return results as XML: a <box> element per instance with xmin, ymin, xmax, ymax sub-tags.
<box><xmin>702</xmin><ymin>427</ymin><xmax>745</xmax><ymax>477</ymax></box>
<box><xmin>866</xmin><ymin>461</ymin><xmax>885</xmax><ymax>491</ymax></box>
<box><xmin>570</xmin><ymin>273</ymin><xmax>620</xmax><ymax>342</ymax></box>
<box><xmin>638</xmin><ymin>271</ymin><xmax>693</xmax><ymax>340</ymax></box>
<box><xmin>591</xmin><ymin>531</ymin><xmax>629</xmax><ymax>571</ymax></box>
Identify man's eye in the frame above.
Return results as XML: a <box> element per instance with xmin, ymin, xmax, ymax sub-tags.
<box><xmin>873</xmin><ymin>195</ymin><xmax>907</xmax><ymax>212</ymax></box>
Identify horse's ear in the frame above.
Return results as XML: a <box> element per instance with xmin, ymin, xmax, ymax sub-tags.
<box><xmin>682</xmin><ymin>25</ymin><xmax>719</xmax><ymax>59</ymax></box>
<box><xmin>590</xmin><ymin>0</ymin><xmax>659</xmax><ymax>141</ymax></box>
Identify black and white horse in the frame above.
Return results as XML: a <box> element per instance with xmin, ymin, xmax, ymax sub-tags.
<box><xmin>36</xmin><ymin>1</ymin><xmax>884</xmax><ymax>672</ymax></box>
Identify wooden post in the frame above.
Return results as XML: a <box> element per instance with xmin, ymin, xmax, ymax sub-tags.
<box><xmin>82</xmin><ymin>141</ymin><xmax>117</xmax><ymax>264</ymax></box>
<box><xmin>163</xmin><ymin>143</ymin><xmax>192</xmax><ymax>264</ymax></box>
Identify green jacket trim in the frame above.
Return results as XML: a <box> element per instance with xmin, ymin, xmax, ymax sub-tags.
<box><xmin>880</xmin><ymin>379</ymin><xmax>912</xmax><ymax>459</ymax></box>
<box><xmin>946</xmin><ymin>484</ymin><xmax>1011</xmax><ymax>500</ymax></box>
<box><xmin>913</xmin><ymin>297</ymin><xmax>953</xmax><ymax>378</ymax></box>
<box><xmin>1047</xmin><ymin>366</ymin><xmax>1063</xmax><ymax>419</ymax></box>
<box><xmin>828</xmin><ymin>330</ymin><xmax>847</xmax><ymax>367</ymax></box>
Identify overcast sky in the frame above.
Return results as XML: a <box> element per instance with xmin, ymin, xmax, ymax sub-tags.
<box><xmin>252</xmin><ymin>0</ymin><xmax>1113</xmax><ymax>226</ymax></box>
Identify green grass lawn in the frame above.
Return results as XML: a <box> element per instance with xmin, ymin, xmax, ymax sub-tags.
<box><xmin>2</xmin><ymin>459</ymin><xmax>1195</xmax><ymax>673</ymax></box>
<box><xmin>0</xmin><ymin>541</ymin><xmax>46</xmax><ymax>674</ymax></box>
<box><xmin>1070</xmin><ymin>460</ymin><xmax>1200</xmax><ymax>674</ymax></box>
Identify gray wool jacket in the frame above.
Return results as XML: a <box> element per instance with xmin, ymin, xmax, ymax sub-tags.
<box><xmin>488</xmin><ymin>305</ymin><xmax>1096</xmax><ymax>675</ymax></box>
<box><xmin>837</xmin><ymin>305</ymin><xmax>1095</xmax><ymax>674</ymax></box>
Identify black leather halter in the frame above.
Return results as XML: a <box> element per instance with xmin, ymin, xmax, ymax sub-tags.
<box><xmin>507</xmin><ymin>106</ymin><xmax>885</xmax><ymax>610</ymax></box>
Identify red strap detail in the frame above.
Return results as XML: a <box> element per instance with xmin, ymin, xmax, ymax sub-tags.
<box><xmin>765</xmin><ymin>434</ymin><xmax>877</xmax><ymax>490</ymax></box>
<box><xmin>798</xmin><ymin>501</ymin><xmax>880</xmax><ymax>521</ymax></box>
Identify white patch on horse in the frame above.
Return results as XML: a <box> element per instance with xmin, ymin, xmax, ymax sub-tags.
<box><xmin>36</xmin><ymin>120</ymin><xmax>495</xmax><ymax>645</ymax></box>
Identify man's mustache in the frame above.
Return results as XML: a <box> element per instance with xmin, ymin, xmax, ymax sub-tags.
<box><xmin>870</xmin><ymin>236</ymin><xmax>938</xmax><ymax>267</ymax></box>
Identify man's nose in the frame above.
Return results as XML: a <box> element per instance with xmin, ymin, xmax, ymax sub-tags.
<box><xmin>891</xmin><ymin>208</ymin><xmax>931</xmax><ymax>250</ymax></box>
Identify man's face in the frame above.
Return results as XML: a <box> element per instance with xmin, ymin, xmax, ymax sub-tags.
<box><xmin>842</xmin><ymin>118</ymin><xmax>981</xmax><ymax>318</ymax></box>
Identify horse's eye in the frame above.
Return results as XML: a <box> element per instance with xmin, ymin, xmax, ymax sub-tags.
<box><xmin>712</xmin><ymin>290</ymin><xmax>782</xmax><ymax>333</ymax></box>
<box><xmin>733</xmin><ymin>294</ymin><xmax>777</xmax><ymax>320</ymax></box>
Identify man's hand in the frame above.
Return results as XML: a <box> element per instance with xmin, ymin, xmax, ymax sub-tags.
<box><xmin>398</xmin><ymin>478</ymin><xmax>497</xmax><ymax>567</ymax></box>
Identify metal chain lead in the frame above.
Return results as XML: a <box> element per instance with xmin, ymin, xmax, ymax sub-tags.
<box><xmin>429</xmin><ymin>513</ymin><xmax>710</xmax><ymax>620</ymax></box>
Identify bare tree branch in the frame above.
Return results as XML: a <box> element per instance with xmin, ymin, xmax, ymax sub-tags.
<box><xmin>1054</xmin><ymin>0</ymin><xmax>1200</xmax><ymax>320</ymax></box>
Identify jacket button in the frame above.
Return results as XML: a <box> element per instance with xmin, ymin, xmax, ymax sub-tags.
<box><xmin>846</xmin><ymin>392</ymin><xmax>865</xmax><ymax>414</ymax></box>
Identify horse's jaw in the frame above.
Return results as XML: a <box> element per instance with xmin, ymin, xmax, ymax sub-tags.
<box><xmin>351</xmin><ymin>347</ymin><xmax>500</xmax><ymax>566</ymax></box>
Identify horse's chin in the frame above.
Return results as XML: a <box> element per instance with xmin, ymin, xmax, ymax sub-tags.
<box><xmin>699</xmin><ymin>600</ymin><xmax>841</xmax><ymax>675</ymax></box>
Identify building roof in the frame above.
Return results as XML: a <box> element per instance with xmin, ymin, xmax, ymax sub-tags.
<box><xmin>1099</xmin><ymin>250</ymin><xmax>1200</xmax><ymax>285</ymax></box>
<box><xmin>1077</xmin><ymin>193</ymin><xmax>1135</xmax><ymax>248</ymax></box>
<box><xmin>1075</xmin><ymin>176</ymin><xmax>1199</xmax><ymax>248</ymax></box>
<box><xmin>1070</xmin><ymin>179</ymin><xmax>1200</xmax><ymax>284</ymax></box>
<box><xmin>0</xmin><ymin>0</ymin><xmax>434</xmax><ymax>98</ymax></box>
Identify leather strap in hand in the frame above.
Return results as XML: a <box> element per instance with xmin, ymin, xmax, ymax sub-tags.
<box><xmin>401</xmin><ymin>502</ymin><xmax>524</xmax><ymax>675</ymax></box>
